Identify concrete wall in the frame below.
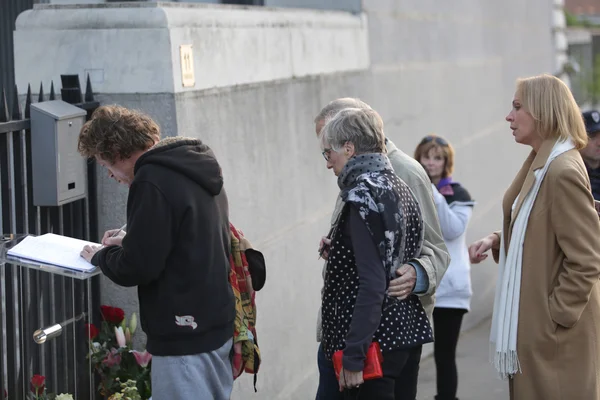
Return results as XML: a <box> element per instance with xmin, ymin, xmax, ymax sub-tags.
<box><xmin>14</xmin><ymin>0</ymin><xmax>555</xmax><ymax>398</ymax></box>
<box><xmin>362</xmin><ymin>0</ymin><xmax>554</xmax><ymax>336</ymax></box>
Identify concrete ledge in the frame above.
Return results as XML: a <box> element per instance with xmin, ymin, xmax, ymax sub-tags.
<box><xmin>15</xmin><ymin>2</ymin><xmax>369</xmax><ymax>94</ymax></box>
<box><xmin>16</xmin><ymin>6</ymin><xmax>169</xmax><ymax>30</ymax></box>
<box><xmin>20</xmin><ymin>2</ymin><xmax>364</xmax><ymax>29</ymax></box>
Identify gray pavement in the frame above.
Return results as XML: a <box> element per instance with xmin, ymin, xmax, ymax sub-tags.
<box><xmin>417</xmin><ymin>318</ymin><xmax>509</xmax><ymax>400</ymax></box>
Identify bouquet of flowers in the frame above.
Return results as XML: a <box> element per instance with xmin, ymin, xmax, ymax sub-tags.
<box><xmin>87</xmin><ymin>305</ymin><xmax>152</xmax><ymax>399</ymax></box>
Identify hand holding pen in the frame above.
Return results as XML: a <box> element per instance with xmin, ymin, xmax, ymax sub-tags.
<box><xmin>80</xmin><ymin>224</ymin><xmax>127</xmax><ymax>263</ymax></box>
<box><xmin>101</xmin><ymin>224</ymin><xmax>127</xmax><ymax>247</ymax></box>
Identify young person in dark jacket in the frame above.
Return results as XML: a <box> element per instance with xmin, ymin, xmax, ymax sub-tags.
<box><xmin>78</xmin><ymin>105</ymin><xmax>235</xmax><ymax>400</ymax></box>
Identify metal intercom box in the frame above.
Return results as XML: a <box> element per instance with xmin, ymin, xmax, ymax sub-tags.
<box><xmin>30</xmin><ymin>100</ymin><xmax>87</xmax><ymax>206</ymax></box>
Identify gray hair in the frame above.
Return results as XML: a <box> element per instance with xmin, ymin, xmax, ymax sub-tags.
<box><xmin>314</xmin><ymin>97</ymin><xmax>372</xmax><ymax>124</ymax></box>
<box><xmin>320</xmin><ymin>107</ymin><xmax>386</xmax><ymax>154</ymax></box>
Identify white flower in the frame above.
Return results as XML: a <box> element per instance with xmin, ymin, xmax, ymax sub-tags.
<box><xmin>89</xmin><ymin>341</ymin><xmax>102</xmax><ymax>356</ymax></box>
<box><xmin>129</xmin><ymin>312</ymin><xmax>138</xmax><ymax>335</ymax></box>
<box><xmin>114</xmin><ymin>326</ymin><xmax>127</xmax><ymax>348</ymax></box>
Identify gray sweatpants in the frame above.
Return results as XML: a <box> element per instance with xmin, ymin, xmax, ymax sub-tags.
<box><xmin>151</xmin><ymin>338</ymin><xmax>233</xmax><ymax>400</ymax></box>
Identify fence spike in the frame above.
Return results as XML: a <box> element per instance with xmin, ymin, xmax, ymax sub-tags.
<box><xmin>24</xmin><ymin>84</ymin><xmax>32</xmax><ymax>119</ymax></box>
<box><xmin>38</xmin><ymin>82</ymin><xmax>44</xmax><ymax>103</ymax></box>
<box><xmin>85</xmin><ymin>74</ymin><xmax>94</xmax><ymax>102</ymax></box>
<box><xmin>12</xmin><ymin>85</ymin><xmax>22</xmax><ymax>120</ymax></box>
<box><xmin>49</xmin><ymin>81</ymin><xmax>56</xmax><ymax>100</ymax></box>
<box><xmin>0</xmin><ymin>88</ymin><xmax>10</xmax><ymax>122</ymax></box>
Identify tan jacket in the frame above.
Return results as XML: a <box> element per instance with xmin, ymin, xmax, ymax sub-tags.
<box><xmin>316</xmin><ymin>140</ymin><xmax>450</xmax><ymax>341</ymax></box>
<box><xmin>492</xmin><ymin>140</ymin><xmax>600</xmax><ymax>400</ymax></box>
<box><xmin>386</xmin><ymin>140</ymin><xmax>450</xmax><ymax>321</ymax></box>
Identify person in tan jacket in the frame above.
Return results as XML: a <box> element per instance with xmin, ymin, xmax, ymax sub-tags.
<box><xmin>469</xmin><ymin>74</ymin><xmax>600</xmax><ymax>400</ymax></box>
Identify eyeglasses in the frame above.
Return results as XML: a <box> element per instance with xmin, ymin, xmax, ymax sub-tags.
<box><xmin>322</xmin><ymin>148</ymin><xmax>333</xmax><ymax>161</ymax></box>
<box><xmin>419</xmin><ymin>135</ymin><xmax>449</xmax><ymax>146</ymax></box>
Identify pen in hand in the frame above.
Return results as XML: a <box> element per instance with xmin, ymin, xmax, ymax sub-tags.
<box><xmin>102</xmin><ymin>224</ymin><xmax>127</xmax><ymax>246</ymax></box>
<box><xmin>111</xmin><ymin>224</ymin><xmax>127</xmax><ymax>238</ymax></box>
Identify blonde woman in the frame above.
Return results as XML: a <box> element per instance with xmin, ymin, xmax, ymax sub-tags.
<box><xmin>468</xmin><ymin>74</ymin><xmax>600</xmax><ymax>399</ymax></box>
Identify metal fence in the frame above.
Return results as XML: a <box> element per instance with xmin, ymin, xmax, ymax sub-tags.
<box><xmin>0</xmin><ymin>75</ymin><xmax>100</xmax><ymax>399</ymax></box>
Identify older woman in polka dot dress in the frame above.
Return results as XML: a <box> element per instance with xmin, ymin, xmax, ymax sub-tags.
<box><xmin>318</xmin><ymin>107</ymin><xmax>434</xmax><ymax>400</ymax></box>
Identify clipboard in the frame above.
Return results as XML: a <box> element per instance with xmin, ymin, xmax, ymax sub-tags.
<box><xmin>5</xmin><ymin>233</ymin><xmax>102</xmax><ymax>278</ymax></box>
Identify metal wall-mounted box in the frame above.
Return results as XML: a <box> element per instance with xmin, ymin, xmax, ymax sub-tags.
<box><xmin>30</xmin><ymin>100</ymin><xmax>87</xmax><ymax>206</ymax></box>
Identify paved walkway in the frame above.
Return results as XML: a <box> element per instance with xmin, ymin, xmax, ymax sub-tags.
<box><xmin>417</xmin><ymin>318</ymin><xmax>509</xmax><ymax>400</ymax></box>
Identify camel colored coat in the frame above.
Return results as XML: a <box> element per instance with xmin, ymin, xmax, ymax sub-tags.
<box><xmin>492</xmin><ymin>139</ymin><xmax>600</xmax><ymax>400</ymax></box>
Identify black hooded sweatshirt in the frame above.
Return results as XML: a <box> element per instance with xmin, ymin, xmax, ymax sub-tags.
<box><xmin>93</xmin><ymin>138</ymin><xmax>234</xmax><ymax>356</ymax></box>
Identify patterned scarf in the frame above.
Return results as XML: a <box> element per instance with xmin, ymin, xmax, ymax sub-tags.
<box><xmin>337</xmin><ymin>153</ymin><xmax>424</xmax><ymax>279</ymax></box>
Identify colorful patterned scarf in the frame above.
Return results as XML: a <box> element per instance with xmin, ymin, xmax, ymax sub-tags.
<box><xmin>338</xmin><ymin>153</ymin><xmax>424</xmax><ymax>279</ymax></box>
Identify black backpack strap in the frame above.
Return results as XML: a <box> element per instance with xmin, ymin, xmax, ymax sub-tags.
<box><xmin>253</xmin><ymin>345</ymin><xmax>260</xmax><ymax>392</ymax></box>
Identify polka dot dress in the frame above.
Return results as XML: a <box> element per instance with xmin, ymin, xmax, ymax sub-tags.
<box><xmin>321</xmin><ymin>222</ymin><xmax>358</xmax><ymax>359</ymax></box>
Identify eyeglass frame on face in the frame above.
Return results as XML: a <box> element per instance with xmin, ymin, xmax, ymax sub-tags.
<box><xmin>419</xmin><ymin>135</ymin><xmax>449</xmax><ymax>147</ymax></box>
<box><xmin>322</xmin><ymin>148</ymin><xmax>333</xmax><ymax>161</ymax></box>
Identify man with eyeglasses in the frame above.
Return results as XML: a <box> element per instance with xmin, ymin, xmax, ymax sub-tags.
<box><xmin>313</xmin><ymin>98</ymin><xmax>450</xmax><ymax>400</ymax></box>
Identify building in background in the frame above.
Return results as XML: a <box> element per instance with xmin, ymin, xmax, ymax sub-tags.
<box><xmin>565</xmin><ymin>0</ymin><xmax>600</xmax><ymax>25</ymax></box>
<box><xmin>564</xmin><ymin>0</ymin><xmax>600</xmax><ymax>106</ymax></box>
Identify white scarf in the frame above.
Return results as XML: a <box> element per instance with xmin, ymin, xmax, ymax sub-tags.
<box><xmin>490</xmin><ymin>139</ymin><xmax>574</xmax><ymax>379</ymax></box>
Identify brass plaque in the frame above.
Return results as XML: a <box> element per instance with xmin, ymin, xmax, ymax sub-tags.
<box><xmin>179</xmin><ymin>44</ymin><xmax>195</xmax><ymax>88</ymax></box>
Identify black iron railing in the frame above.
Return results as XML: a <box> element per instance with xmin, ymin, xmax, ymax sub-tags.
<box><xmin>0</xmin><ymin>75</ymin><xmax>100</xmax><ymax>400</ymax></box>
